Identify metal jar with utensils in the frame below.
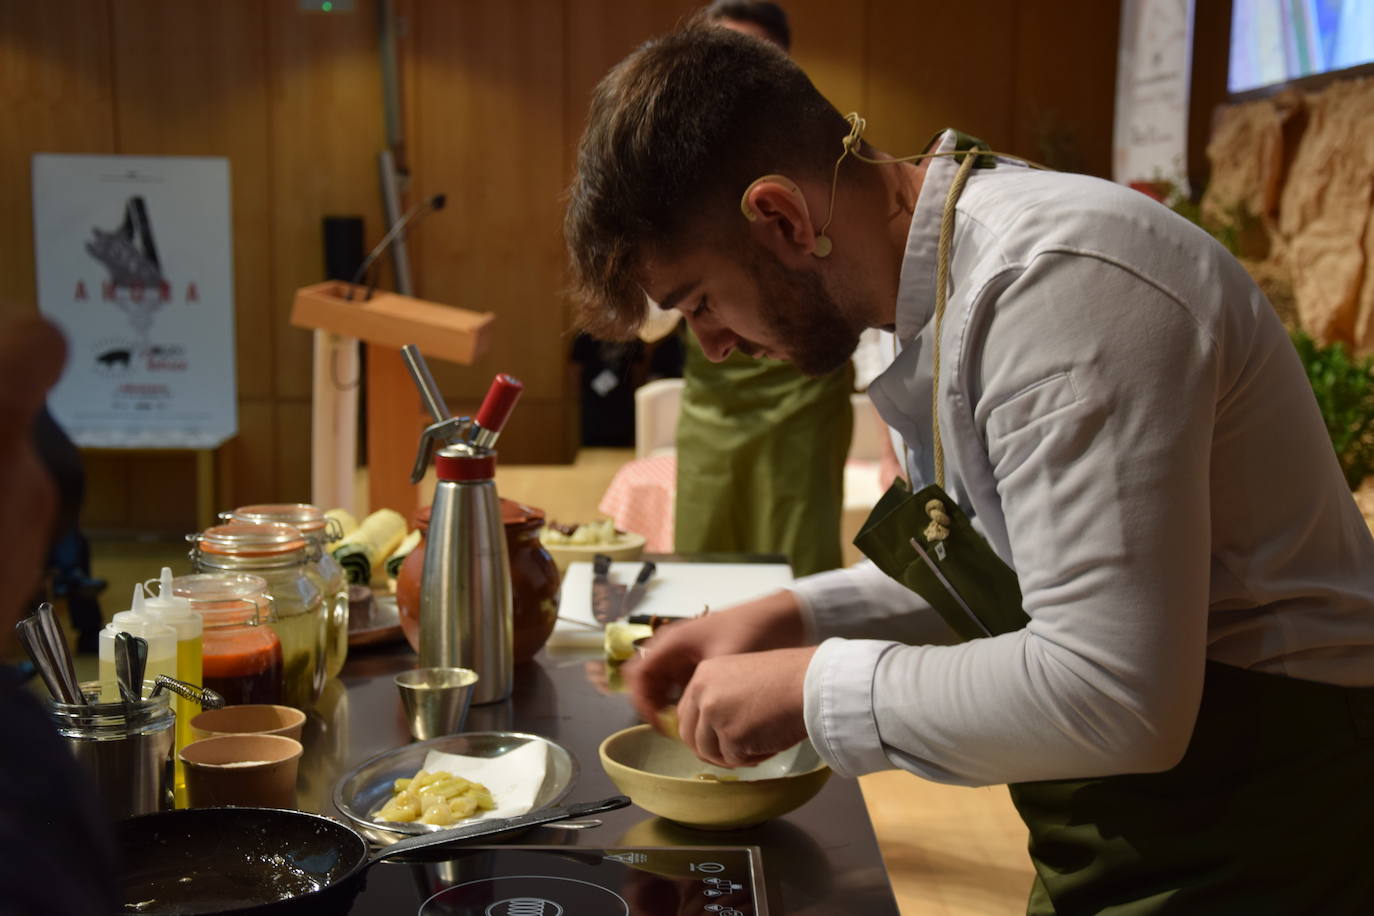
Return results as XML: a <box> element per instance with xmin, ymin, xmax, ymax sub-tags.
<box><xmin>402</xmin><ymin>344</ymin><xmax>524</xmax><ymax>705</ymax></box>
<box><xmin>48</xmin><ymin>686</ymin><xmax>175</xmax><ymax>821</ymax></box>
<box><xmin>188</xmin><ymin>523</ymin><xmax>325</xmax><ymax>709</ymax></box>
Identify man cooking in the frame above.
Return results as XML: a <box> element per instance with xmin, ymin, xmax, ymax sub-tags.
<box><xmin>563</xmin><ymin>19</ymin><xmax>1374</xmax><ymax>914</ymax></box>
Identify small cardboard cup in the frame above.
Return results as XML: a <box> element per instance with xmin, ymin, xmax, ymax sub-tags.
<box><xmin>189</xmin><ymin>704</ymin><xmax>306</xmax><ymax>743</ymax></box>
<box><xmin>180</xmin><ymin>733</ymin><xmax>303</xmax><ymax>809</ymax></box>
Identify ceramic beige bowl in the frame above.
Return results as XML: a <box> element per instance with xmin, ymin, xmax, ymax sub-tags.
<box><xmin>189</xmin><ymin>704</ymin><xmax>306</xmax><ymax>743</ymax></box>
<box><xmin>180</xmin><ymin>733</ymin><xmax>303</xmax><ymax>809</ymax></box>
<box><xmin>541</xmin><ymin>531</ymin><xmax>646</xmax><ymax>580</ymax></box>
<box><xmin>599</xmin><ymin>724</ymin><xmax>830</xmax><ymax>830</ymax></box>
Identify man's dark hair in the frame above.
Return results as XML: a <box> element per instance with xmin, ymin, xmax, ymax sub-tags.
<box><xmin>564</xmin><ymin>21</ymin><xmax>855</xmax><ymax>339</ymax></box>
<box><xmin>706</xmin><ymin>0</ymin><xmax>791</xmax><ymax>50</ymax></box>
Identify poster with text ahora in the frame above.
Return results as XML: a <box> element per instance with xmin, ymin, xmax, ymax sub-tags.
<box><xmin>32</xmin><ymin>154</ymin><xmax>237</xmax><ymax>449</ymax></box>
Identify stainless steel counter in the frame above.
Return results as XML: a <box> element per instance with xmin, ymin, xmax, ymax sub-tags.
<box><xmin>296</xmin><ymin>640</ymin><xmax>899</xmax><ymax>915</ymax></box>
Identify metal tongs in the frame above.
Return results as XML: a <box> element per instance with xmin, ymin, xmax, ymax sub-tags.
<box><xmin>402</xmin><ymin>344</ymin><xmax>525</xmax><ymax>482</ymax></box>
<box><xmin>149</xmin><ymin>674</ymin><xmax>225</xmax><ymax>710</ymax></box>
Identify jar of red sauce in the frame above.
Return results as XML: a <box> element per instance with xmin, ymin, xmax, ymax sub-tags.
<box><xmin>173</xmin><ymin>573</ymin><xmax>284</xmax><ymax>706</ymax></box>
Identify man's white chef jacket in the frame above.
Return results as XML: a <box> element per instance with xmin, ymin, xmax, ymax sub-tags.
<box><xmin>794</xmin><ymin>131</ymin><xmax>1374</xmax><ymax>787</ymax></box>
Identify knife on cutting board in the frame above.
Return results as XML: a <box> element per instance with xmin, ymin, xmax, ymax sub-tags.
<box><xmin>590</xmin><ymin>554</ymin><xmax>626</xmax><ymax>625</ymax></box>
<box><xmin>618</xmin><ymin>560</ymin><xmax>657</xmax><ymax>619</ymax></box>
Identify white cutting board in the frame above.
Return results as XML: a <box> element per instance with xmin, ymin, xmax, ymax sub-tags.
<box><xmin>549</xmin><ymin>560</ymin><xmax>794</xmax><ymax>650</ymax></box>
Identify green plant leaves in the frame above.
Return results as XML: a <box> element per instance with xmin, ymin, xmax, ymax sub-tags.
<box><xmin>1292</xmin><ymin>330</ymin><xmax>1374</xmax><ymax>490</ymax></box>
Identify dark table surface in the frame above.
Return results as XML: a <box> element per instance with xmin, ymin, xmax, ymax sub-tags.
<box><xmin>296</xmin><ymin>637</ymin><xmax>899</xmax><ymax>915</ymax></box>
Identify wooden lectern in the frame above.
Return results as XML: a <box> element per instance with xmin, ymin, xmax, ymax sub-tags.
<box><xmin>290</xmin><ymin>281</ymin><xmax>494</xmax><ymax>518</ymax></box>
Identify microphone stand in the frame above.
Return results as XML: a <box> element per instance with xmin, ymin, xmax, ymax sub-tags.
<box><xmin>348</xmin><ymin>193</ymin><xmax>446</xmax><ymax>301</ymax></box>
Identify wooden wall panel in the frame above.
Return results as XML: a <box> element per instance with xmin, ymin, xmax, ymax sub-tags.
<box><xmin>111</xmin><ymin>0</ymin><xmax>274</xmax><ymax>405</ymax></box>
<box><xmin>230</xmin><ymin>398</ymin><xmax>278</xmax><ymax>506</ymax></box>
<box><xmin>127</xmin><ymin>453</ymin><xmax>199</xmax><ymax>528</ymax></box>
<box><xmin>788</xmin><ymin>0</ymin><xmax>867</xmax><ymax>115</ymax></box>
<box><xmin>1009</xmin><ymin>1</ymin><xmax>1120</xmax><ymax>176</ymax></box>
<box><xmin>81</xmin><ymin>453</ymin><xmax>125</xmax><ymax>525</ymax></box>
<box><xmin>399</xmin><ymin>0</ymin><xmax>577</xmax><ymax>463</ymax></box>
<box><xmin>110</xmin><ymin>0</ymin><xmax>275</xmax><ymax>521</ymax></box>
<box><xmin>562</xmin><ymin>0</ymin><xmax>695</xmax><ymax>139</ymax></box>
<box><xmin>865</xmin><ymin>0</ymin><xmax>1018</xmax><ymax>156</ymax></box>
<box><xmin>408</xmin><ymin>0</ymin><xmax>568</xmax><ymax>405</ymax></box>
<box><xmin>0</xmin><ymin>1</ymin><xmax>115</xmax><ymax>310</ymax></box>
<box><xmin>274</xmin><ymin>400</ymin><xmax>314</xmax><ymax>504</ymax></box>
<box><xmin>268</xmin><ymin>0</ymin><xmax>387</xmax><ymax>403</ymax></box>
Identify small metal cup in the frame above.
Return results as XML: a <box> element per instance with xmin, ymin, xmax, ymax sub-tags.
<box><xmin>394</xmin><ymin>667</ymin><xmax>479</xmax><ymax>741</ymax></box>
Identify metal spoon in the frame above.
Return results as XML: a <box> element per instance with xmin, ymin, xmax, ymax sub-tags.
<box><xmin>14</xmin><ymin>616</ymin><xmax>84</xmax><ymax>704</ymax></box>
<box><xmin>128</xmin><ymin>634</ymin><xmax>148</xmax><ymax>700</ymax></box>
<box><xmin>33</xmin><ymin>603</ymin><xmax>84</xmax><ymax>703</ymax></box>
<box><xmin>114</xmin><ymin>631</ymin><xmax>138</xmax><ymax>704</ymax></box>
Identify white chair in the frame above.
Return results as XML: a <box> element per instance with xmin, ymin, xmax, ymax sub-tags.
<box><xmin>634</xmin><ymin>378</ymin><xmax>684</xmax><ymax>459</ymax></box>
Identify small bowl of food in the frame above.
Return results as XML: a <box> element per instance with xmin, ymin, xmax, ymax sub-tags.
<box><xmin>333</xmin><ymin>731</ymin><xmax>578</xmax><ymax>845</ymax></box>
<box><xmin>598</xmin><ymin>724</ymin><xmax>831</xmax><ymax>830</ymax></box>
<box><xmin>540</xmin><ymin>519</ymin><xmax>646</xmax><ymax>579</ymax></box>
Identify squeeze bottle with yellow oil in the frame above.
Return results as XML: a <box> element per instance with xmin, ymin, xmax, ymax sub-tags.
<box><xmin>143</xmin><ymin>567</ymin><xmax>203</xmax><ymax>807</ymax></box>
<box><xmin>97</xmin><ymin>585</ymin><xmax>177</xmax><ymax>701</ymax></box>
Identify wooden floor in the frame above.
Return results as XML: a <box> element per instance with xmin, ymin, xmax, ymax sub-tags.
<box><xmin>81</xmin><ymin>447</ymin><xmax>1034</xmax><ymax>914</ymax></box>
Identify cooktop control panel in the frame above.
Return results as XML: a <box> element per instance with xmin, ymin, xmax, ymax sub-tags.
<box><xmin>356</xmin><ymin>845</ymin><xmax>767</xmax><ymax>915</ymax></box>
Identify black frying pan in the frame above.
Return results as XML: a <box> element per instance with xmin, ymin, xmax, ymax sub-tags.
<box><xmin>117</xmin><ymin>796</ymin><xmax>630</xmax><ymax>915</ymax></box>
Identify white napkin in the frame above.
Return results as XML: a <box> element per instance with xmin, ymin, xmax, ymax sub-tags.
<box><xmin>421</xmin><ymin>741</ymin><xmax>548</xmax><ymax>821</ymax></box>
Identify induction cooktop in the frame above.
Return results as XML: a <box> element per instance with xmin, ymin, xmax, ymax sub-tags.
<box><xmin>351</xmin><ymin>845</ymin><xmax>768</xmax><ymax>916</ymax></box>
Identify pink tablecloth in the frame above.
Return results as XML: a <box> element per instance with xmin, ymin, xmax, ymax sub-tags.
<box><xmin>598</xmin><ymin>454</ymin><xmax>676</xmax><ymax>552</ymax></box>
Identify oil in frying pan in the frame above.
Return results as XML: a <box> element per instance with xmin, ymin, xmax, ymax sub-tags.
<box><xmin>121</xmin><ymin>852</ymin><xmax>326</xmax><ymax>914</ymax></box>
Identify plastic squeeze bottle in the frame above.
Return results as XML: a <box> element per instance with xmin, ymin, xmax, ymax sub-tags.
<box><xmin>97</xmin><ymin>585</ymin><xmax>177</xmax><ymax>702</ymax></box>
<box><xmin>143</xmin><ymin>567</ymin><xmax>203</xmax><ymax>806</ymax></box>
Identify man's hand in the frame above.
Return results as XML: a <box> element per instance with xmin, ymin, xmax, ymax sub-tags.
<box><xmin>624</xmin><ymin>589</ymin><xmax>807</xmax><ymax>730</ymax></box>
<box><xmin>676</xmin><ymin>646</ymin><xmax>817</xmax><ymax>767</ymax></box>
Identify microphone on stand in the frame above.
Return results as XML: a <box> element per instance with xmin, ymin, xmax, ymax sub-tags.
<box><xmin>347</xmin><ymin>192</ymin><xmax>447</xmax><ymax>301</ymax></box>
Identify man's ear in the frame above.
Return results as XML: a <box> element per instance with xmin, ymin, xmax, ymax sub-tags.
<box><xmin>740</xmin><ymin>175</ymin><xmax>831</xmax><ymax>258</ymax></box>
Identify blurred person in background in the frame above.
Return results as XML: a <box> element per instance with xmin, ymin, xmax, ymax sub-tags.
<box><xmin>0</xmin><ymin>313</ymin><xmax>117</xmax><ymax>914</ymax></box>
<box><xmin>658</xmin><ymin>0</ymin><xmax>855</xmax><ymax>577</ymax></box>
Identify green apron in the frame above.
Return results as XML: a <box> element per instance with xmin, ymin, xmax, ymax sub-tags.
<box><xmin>675</xmin><ymin>327</ymin><xmax>852</xmax><ymax>577</ymax></box>
<box><xmin>854</xmin><ymin>137</ymin><xmax>1374</xmax><ymax>914</ymax></box>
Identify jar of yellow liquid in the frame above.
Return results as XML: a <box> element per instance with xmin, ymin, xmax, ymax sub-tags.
<box><xmin>189</xmin><ymin>522</ymin><xmax>324</xmax><ymax>709</ymax></box>
<box><xmin>222</xmin><ymin>504</ymin><xmax>349</xmax><ymax>681</ymax></box>
<box><xmin>142</xmin><ymin>566</ymin><xmax>202</xmax><ymax>808</ymax></box>
<box><xmin>97</xmin><ymin>586</ymin><xmax>176</xmax><ymax>702</ymax></box>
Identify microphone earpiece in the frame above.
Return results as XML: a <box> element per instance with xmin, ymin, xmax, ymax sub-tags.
<box><xmin>812</xmin><ymin>235</ymin><xmax>832</xmax><ymax>258</ymax></box>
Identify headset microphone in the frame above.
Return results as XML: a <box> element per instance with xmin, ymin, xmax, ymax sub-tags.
<box><xmin>739</xmin><ymin>174</ymin><xmax>831</xmax><ymax>258</ymax></box>
<box><xmin>739</xmin><ymin>114</ymin><xmax>1049</xmax><ymax>262</ymax></box>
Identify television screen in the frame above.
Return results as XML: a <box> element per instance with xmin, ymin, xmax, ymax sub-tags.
<box><xmin>1228</xmin><ymin>0</ymin><xmax>1374</xmax><ymax>94</ymax></box>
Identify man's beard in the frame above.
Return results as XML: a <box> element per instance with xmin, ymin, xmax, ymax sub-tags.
<box><xmin>743</xmin><ymin>245</ymin><xmax>862</xmax><ymax>377</ymax></box>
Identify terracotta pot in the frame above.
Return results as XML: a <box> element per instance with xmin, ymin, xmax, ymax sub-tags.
<box><xmin>396</xmin><ymin>499</ymin><xmax>562</xmax><ymax>664</ymax></box>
